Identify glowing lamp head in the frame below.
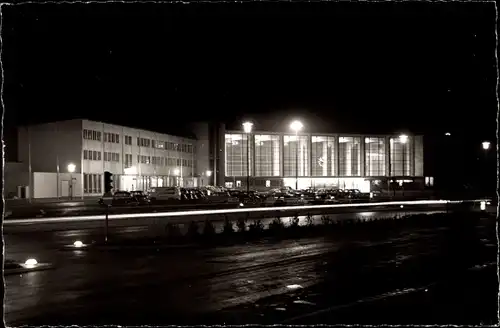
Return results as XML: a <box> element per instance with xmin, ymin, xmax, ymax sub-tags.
<box><xmin>290</xmin><ymin>120</ymin><xmax>303</xmax><ymax>133</ymax></box>
<box><xmin>482</xmin><ymin>141</ymin><xmax>491</xmax><ymax>150</ymax></box>
<box><xmin>206</xmin><ymin>170</ymin><xmax>212</xmax><ymax>177</ymax></box>
<box><xmin>399</xmin><ymin>134</ymin><xmax>408</xmax><ymax>144</ymax></box>
<box><xmin>73</xmin><ymin>240</ymin><xmax>84</xmax><ymax>248</ymax></box>
<box><xmin>25</xmin><ymin>258</ymin><xmax>38</xmax><ymax>267</ymax></box>
<box><xmin>67</xmin><ymin>163</ymin><xmax>76</xmax><ymax>173</ymax></box>
<box><xmin>242</xmin><ymin>122</ymin><xmax>253</xmax><ymax>133</ymax></box>
<box><xmin>445</xmin><ymin>132</ymin><xmax>451</xmax><ymax>136</ymax></box>
<box><xmin>173</xmin><ymin>169</ymin><xmax>180</xmax><ymax>175</ymax></box>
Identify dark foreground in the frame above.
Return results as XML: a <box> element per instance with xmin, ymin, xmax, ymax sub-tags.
<box><xmin>5</xmin><ymin>212</ymin><xmax>497</xmax><ymax>326</ymax></box>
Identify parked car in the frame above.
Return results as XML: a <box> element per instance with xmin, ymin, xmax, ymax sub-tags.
<box><xmin>99</xmin><ymin>191</ymin><xmax>138</xmax><ymax>206</ymax></box>
<box><xmin>206</xmin><ymin>191</ymin><xmax>239</xmax><ymax>204</ymax></box>
<box><xmin>147</xmin><ymin>187</ymin><xmax>182</xmax><ymax>202</ymax></box>
<box><xmin>130</xmin><ymin>190</ymin><xmax>151</xmax><ymax>205</ymax></box>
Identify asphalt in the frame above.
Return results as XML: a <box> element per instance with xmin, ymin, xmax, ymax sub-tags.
<box><xmin>4</xmin><ymin>209</ymin><xmax>448</xmax><ymax>257</ymax></box>
<box><xmin>4</xmin><ymin>210</ymin><xmax>496</xmax><ymax>326</ymax></box>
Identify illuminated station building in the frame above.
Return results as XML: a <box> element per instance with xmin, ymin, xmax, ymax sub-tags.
<box><xmin>220</xmin><ymin>124</ymin><xmax>424</xmax><ymax>193</ymax></box>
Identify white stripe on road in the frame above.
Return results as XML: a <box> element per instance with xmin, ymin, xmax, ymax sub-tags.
<box><xmin>3</xmin><ymin>200</ymin><xmax>464</xmax><ymax>225</ymax></box>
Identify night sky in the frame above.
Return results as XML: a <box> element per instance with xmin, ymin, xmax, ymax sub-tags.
<box><xmin>2</xmin><ymin>2</ymin><xmax>498</xmax><ymax>177</ymax></box>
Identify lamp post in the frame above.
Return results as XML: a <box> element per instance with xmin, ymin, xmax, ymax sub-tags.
<box><xmin>481</xmin><ymin>141</ymin><xmax>491</xmax><ymax>196</ymax></box>
<box><xmin>242</xmin><ymin>122</ymin><xmax>253</xmax><ymax>193</ymax></box>
<box><xmin>398</xmin><ymin>134</ymin><xmax>408</xmax><ymax>197</ymax></box>
<box><xmin>206</xmin><ymin>170</ymin><xmax>212</xmax><ymax>186</ymax></box>
<box><xmin>290</xmin><ymin>120</ymin><xmax>304</xmax><ymax>190</ymax></box>
<box><xmin>67</xmin><ymin>163</ymin><xmax>76</xmax><ymax>200</ymax></box>
<box><xmin>174</xmin><ymin>168</ymin><xmax>180</xmax><ymax>187</ymax></box>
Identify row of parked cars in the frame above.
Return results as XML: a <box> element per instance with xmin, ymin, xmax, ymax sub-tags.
<box><xmin>98</xmin><ymin>187</ymin><xmax>241</xmax><ymax>207</ymax></box>
<box><xmin>98</xmin><ymin>186</ymin><xmax>375</xmax><ymax>207</ymax></box>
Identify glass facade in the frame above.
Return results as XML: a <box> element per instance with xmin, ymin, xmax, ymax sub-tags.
<box><xmin>225</xmin><ymin>134</ymin><xmax>252</xmax><ymax>177</ymax></box>
<box><xmin>283</xmin><ymin>135</ymin><xmax>309</xmax><ymax>177</ymax></box>
<box><xmin>224</xmin><ymin>133</ymin><xmax>422</xmax><ymax>183</ymax></box>
<box><xmin>365</xmin><ymin>137</ymin><xmax>386</xmax><ymax>176</ymax></box>
<box><xmin>338</xmin><ymin>136</ymin><xmax>361</xmax><ymax>176</ymax></box>
<box><xmin>311</xmin><ymin>136</ymin><xmax>336</xmax><ymax>176</ymax></box>
<box><xmin>390</xmin><ymin>137</ymin><xmax>410</xmax><ymax>176</ymax></box>
<box><xmin>254</xmin><ymin>134</ymin><xmax>281</xmax><ymax>176</ymax></box>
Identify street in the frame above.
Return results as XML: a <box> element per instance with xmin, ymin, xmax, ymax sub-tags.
<box><xmin>4</xmin><ymin>208</ymin><xmax>496</xmax><ymax>326</ymax></box>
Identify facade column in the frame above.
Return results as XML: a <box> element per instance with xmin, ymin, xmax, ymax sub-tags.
<box><xmin>335</xmin><ymin>135</ymin><xmax>340</xmax><ymax>177</ymax></box>
<box><xmin>280</xmin><ymin>134</ymin><xmax>284</xmax><ymax>179</ymax></box>
<box><xmin>360</xmin><ymin>136</ymin><xmax>366</xmax><ymax>177</ymax></box>
<box><xmin>322</xmin><ymin>139</ymin><xmax>328</xmax><ymax>176</ymax></box>
<box><xmin>251</xmin><ymin>134</ymin><xmax>256</xmax><ymax>189</ymax></box>
<box><xmin>385</xmin><ymin>136</ymin><xmax>391</xmax><ymax>177</ymax></box>
<box><xmin>410</xmin><ymin>136</ymin><xmax>415</xmax><ymax>177</ymax></box>
<box><xmin>308</xmin><ymin>134</ymin><xmax>312</xmax><ymax>178</ymax></box>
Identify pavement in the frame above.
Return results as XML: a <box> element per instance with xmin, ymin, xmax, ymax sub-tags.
<box><xmin>4</xmin><ymin>209</ymin><xmax>496</xmax><ymax>326</ymax></box>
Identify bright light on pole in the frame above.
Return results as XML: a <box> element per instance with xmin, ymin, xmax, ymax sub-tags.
<box><xmin>290</xmin><ymin>120</ymin><xmax>303</xmax><ymax>190</ymax></box>
<box><xmin>482</xmin><ymin>141</ymin><xmax>491</xmax><ymax>150</ymax></box>
<box><xmin>67</xmin><ymin>163</ymin><xmax>76</xmax><ymax>200</ymax></box>
<box><xmin>206</xmin><ymin>170</ymin><xmax>212</xmax><ymax>177</ymax></box>
<box><xmin>445</xmin><ymin>132</ymin><xmax>451</xmax><ymax>136</ymax></box>
<box><xmin>242</xmin><ymin>122</ymin><xmax>253</xmax><ymax>192</ymax></box>
<box><xmin>67</xmin><ymin>163</ymin><xmax>76</xmax><ymax>173</ymax></box>
<box><xmin>173</xmin><ymin>168</ymin><xmax>180</xmax><ymax>175</ymax></box>
<box><xmin>290</xmin><ymin>120</ymin><xmax>303</xmax><ymax>133</ymax></box>
<box><xmin>398</xmin><ymin>135</ymin><xmax>408</xmax><ymax>194</ymax></box>
<box><xmin>242</xmin><ymin>122</ymin><xmax>253</xmax><ymax>134</ymax></box>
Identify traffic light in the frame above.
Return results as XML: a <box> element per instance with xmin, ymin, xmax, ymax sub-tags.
<box><xmin>104</xmin><ymin>171</ymin><xmax>114</xmax><ymax>193</ymax></box>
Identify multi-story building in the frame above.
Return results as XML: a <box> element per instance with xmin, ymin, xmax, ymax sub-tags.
<box><xmin>13</xmin><ymin>119</ymin><xmax>426</xmax><ymax>199</ymax></box>
<box><xmin>17</xmin><ymin>119</ymin><xmax>212</xmax><ymax>198</ymax></box>
<box><xmin>221</xmin><ymin>128</ymin><xmax>425</xmax><ymax>192</ymax></box>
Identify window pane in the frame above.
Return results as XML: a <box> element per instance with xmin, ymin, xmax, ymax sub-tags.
<box><xmin>225</xmin><ymin>134</ymin><xmax>252</xmax><ymax>177</ymax></box>
<box><xmin>311</xmin><ymin>136</ymin><xmax>335</xmax><ymax>176</ymax></box>
<box><xmin>254</xmin><ymin>134</ymin><xmax>280</xmax><ymax>177</ymax></box>
<box><xmin>365</xmin><ymin>137</ymin><xmax>386</xmax><ymax>176</ymax></box>
<box><xmin>283</xmin><ymin>135</ymin><xmax>309</xmax><ymax>177</ymax></box>
<box><xmin>339</xmin><ymin>136</ymin><xmax>361</xmax><ymax>176</ymax></box>
<box><xmin>390</xmin><ymin>137</ymin><xmax>411</xmax><ymax>176</ymax></box>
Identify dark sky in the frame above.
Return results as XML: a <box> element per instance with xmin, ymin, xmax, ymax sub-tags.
<box><xmin>2</xmin><ymin>2</ymin><xmax>497</xmax><ymax>161</ymax></box>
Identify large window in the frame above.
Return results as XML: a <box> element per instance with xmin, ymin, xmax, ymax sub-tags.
<box><xmin>390</xmin><ymin>137</ymin><xmax>411</xmax><ymax>176</ymax></box>
<box><xmin>83</xmin><ymin>173</ymin><xmax>102</xmax><ymax>194</ymax></box>
<box><xmin>311</xmin><ymin>136</ymin><xmax>335</xmax><ymax>176</ymax></box>
<box><xmin>365</xmin><ymin>137</ymin><xmax>386</xmax><ymax>176</ymax></box>
<box><xmin>283</xmin><ymin>135</ymin><xmax>309</xmax><ymax>177</ymax></box>
<box><xmin>225</xmin><ymin>134</ymin><xmax>252</xmax><ymax>177</ymax></box>
<box><xmin>338</xmin><ymin>136</ymin><xmax>361</xmax><ymax>176</ymax></box>
<box><xmin>254</xmin><ymin>134</ymin><xmax>280</xmax><ymax>176</ymax></box>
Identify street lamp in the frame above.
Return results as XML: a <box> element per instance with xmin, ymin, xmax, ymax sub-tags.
<box><xmin>67</xmin><ymin>163</ymin><xmax>76</xmax><ymax>200</ymax></box>
<box><xmin>290</xmin><ymin>120</ymin><xmax>304</xmax><ymax>190</ymax></box>
<box><xmin>398</xmin><ymin>135</ymin><xmax>408</xmax><ymax>197</ymax></box>
<box><xmin>481</xmin><ymin>141</ymin><xmax>491</xmax><ymax>197</ymax></box>
<box><xmin>242</xmin><ymin>122</ymin><xmax>253</xmax><ymax>192</ymax></box>
<box><xmin>399</xmin><ymin>135</ymin><xmax>408</xmax><ymax>176</ymax></box>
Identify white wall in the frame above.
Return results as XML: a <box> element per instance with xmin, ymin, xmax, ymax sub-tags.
<box><xmin>33</xmin><ymin>172</ymin><xmax>83</xmax><ymax>198</ymax></box>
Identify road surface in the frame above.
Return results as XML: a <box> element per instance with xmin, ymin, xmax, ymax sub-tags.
<box><xmin>5</xmin><ymin>209</ymin><xmax>448</xmax><ymax>260</ymax></box>
<box><xmin>5</xmin><ymin>210</ymin><xmax>496</xmax><ymax>326</ymax></box>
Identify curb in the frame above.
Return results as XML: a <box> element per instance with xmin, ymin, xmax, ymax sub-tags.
<box><xmin>4</xmin><ymin>263</ymin><xmax>53</xmax><ymax>276</ymax></box>
<box><xmin>60</xmin><ymin>242</ymin><xmax>200</xmax><ymax>251</ymax></box>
